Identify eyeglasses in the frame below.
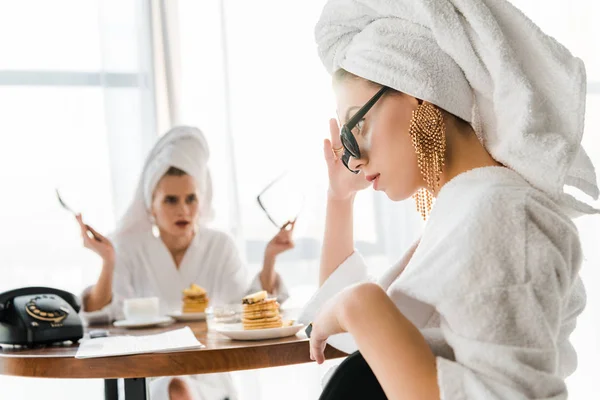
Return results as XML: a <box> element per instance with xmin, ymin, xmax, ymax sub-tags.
<box><xmin>257</xmin><ymin>178</ymin><xmax>282</xmax><ymax>228</ymax></box>
<box><xmin>256</xmin><ymin>172</ymin><xmax>304</xmax><ymax>229</ymax></box>
<box><xmin>340</xmin><ymin>86</ymin><xmax>389</xmax><ymax>174</ymax></box>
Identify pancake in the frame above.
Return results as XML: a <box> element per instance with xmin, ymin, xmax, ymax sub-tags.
<box><xmin>242</xmin><ymin>290</ymin><xmax>268</xmax><ymax>305</ymax></box>
<box><xmin>242</xmin><ymin>310</ymin><xmax>280</xmax><ymax>320</ymax></box>
<box><xmin>182</xmin><ymin>283</ymin><xmax>209</xmax><ymax>313</ymax></box>
<box><xmin>242</xmin><ymin>319</ymin><xmax>283</xmax><ymax>330</ymax></box>
<box><xmin>243</xmin><ymin>323</ymin><xmax>283</xmax><ymax>330</ymax></box>
<box><xmin>242</xmin><ymin>315</ymin><xmax>282</xmax><ymax>324</ymax></box>
<box><xmin>242</xmin><ymin>298</ymin><xmax>279</xmax><ymax>312</ymax></box>
<box><xmin>241</xmin><ymin>295</ymin><xmax>282</xmax><ymax>330</ymax></box>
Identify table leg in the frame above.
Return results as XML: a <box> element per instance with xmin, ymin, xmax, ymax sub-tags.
<box><xmin>104</xmin><ymin>379</ymin><xmax>118</xmax><ymax>400</ymax></box>
<box><xmin>124</xmin><ymin>377</ymin><xmax>149</xmax><ymax>400</ymax></box>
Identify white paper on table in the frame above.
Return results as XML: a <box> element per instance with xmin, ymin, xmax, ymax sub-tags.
<box><xmin>75</xmin><ymin>327</ymin><xmax>204</xmax><ymax>359</ymax></box>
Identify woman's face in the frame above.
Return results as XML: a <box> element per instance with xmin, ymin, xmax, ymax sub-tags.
<box><xmin>334</xmin><ymin>77</ymin><xmax>423</xmax><ymax>201</ymax></box>
<box><xmin>151</xmin><ymin>174</ymin><xmax>200</xmax><ymax>238</ymax></box>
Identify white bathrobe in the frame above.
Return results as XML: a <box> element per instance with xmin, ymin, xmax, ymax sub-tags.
<box><xmin>83</xmin><ymin>227</ymin><xmax>288</xmax><ymax>400</ymax></box>
<box><xmin>299</xmin><ymin>167</ymin><xmax>586</xmax><ymax>399</ymax></box>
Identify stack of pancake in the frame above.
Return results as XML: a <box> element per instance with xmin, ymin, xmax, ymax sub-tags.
<box><xmin>182</xmin><ymin>284</ymin><xmax>209</xmax><ymax>313</ymax></box>
<box><xmin>242</xmin><ymin>290</ymin><xmax>282</xmax><ymax>330</ymax></box>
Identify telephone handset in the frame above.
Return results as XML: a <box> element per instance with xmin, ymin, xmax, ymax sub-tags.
<box><xmin>0</xmin><ymin>286</ymin><xmax>84</xmax><ymax>345</ymax></box>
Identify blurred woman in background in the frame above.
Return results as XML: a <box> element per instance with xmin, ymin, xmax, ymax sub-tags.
<box><xmin>78</xmin><ymin>126</ymin><xmax>295</xmax><ymax>400</ymax></box>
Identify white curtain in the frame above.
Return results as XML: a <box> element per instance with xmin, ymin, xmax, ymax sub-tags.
<box><xmin>0</xmin><ymin>1</ymin><xmax>159</xmax><ymax>398</ymax></box>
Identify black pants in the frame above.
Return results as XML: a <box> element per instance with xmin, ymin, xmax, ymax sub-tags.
<box><xmin>319</xmin><ymin>351</ymin><xmax>387</xmax><ymax>400</ymax></box>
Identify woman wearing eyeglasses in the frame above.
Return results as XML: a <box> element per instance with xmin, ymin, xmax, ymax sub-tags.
<box><xmin>299</xmin><ymin>0</ymin><xmax>598</xmax><ymax>399</ymax></box>
<box><xmin>77</xmin><ymin>126</ymin><xmax>295</xmax><ymax>400</ymax></box>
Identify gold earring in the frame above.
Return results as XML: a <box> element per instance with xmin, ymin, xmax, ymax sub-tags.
<box><xmin>150</xmin><ymin>215</ymin><xmax>160</xmax><ymax>238</ymax></box>
<box><xmin>413</xmin><ymin>188</ymin><xmax>433</xmax><ymax>221</ymax></box>
<box><xmin>409</xmin><ymin>102</ymin><xmax>446</xmax><ymax>220</ymax></box>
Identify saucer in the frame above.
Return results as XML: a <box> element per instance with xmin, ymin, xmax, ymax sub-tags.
<box><xmin>166</xmin><ymin>311</ymin><xmax>206</xmax><ymax>322</ymax></box>
<box><xmin>216</xmin><ymin>323</ymin><xmax>304</xmax><ymax>341</ymax></box>
<box><xmin>113</xmin><ymin>316</ymin><xmax>174</xmax><ymax>329</ymax></box>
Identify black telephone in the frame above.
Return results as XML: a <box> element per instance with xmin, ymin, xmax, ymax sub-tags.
<box><xmin>0</xmin><ymin>287</ymin><xmax>84</xmax><ymax>345</ymax></box>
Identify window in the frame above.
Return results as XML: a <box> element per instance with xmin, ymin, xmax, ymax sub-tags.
<box><xmin>0</xmin><ymin>1</ymin><xmax>157</xmax><ymax>398</ymax></box>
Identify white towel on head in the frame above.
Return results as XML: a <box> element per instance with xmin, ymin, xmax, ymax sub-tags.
<box><xmin>114</xmin><ymin>126</ymin><xmax>214</xmax><ymax>238</ymax></box>
<box><xmin>316</xmin><ymin>0</ymin><xmax>598</xmax><ymax>215</ymax></box>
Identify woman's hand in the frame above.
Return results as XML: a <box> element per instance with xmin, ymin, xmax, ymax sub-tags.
<box><xmin>76</xmin><ymin>214</ymin><xmax>115</xmax><ymax>265</ymax></box>
<box><xmin>309</xmin><ymin>288</ymin><xmax>349</xmax><ymax>364</ymax></box>
<box><xmin>265</xmin><ymin>220</ymin><xmax>296</xmax><ymax>260</ymax></box>
<box><xmin>324</xmin><ymin>118</ymin><xmax>370</xmax><ymax>201</ymax></box>
<box><xmin>260</xmin><ymin>221</ymin><xmax>295</xmax><ymax>293</ymax></box>
<box><xmin>77</xmin><ymin>215</ymin><xmax>116</xmax><ymax>312</ymax></box>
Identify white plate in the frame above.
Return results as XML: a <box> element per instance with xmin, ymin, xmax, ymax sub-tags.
<box><xmin>216</xmin><ymin>323</ymin><xmax>305</xmax><ymax>341</ymax></box>
<box><xmin>113</xmin><ymin>316</ymin><xmax>174</xmax><ymax>329</ymax></box>
<box><xmin>166</xmin><ymin>311</ymin><xmax>206</xmax><ymax>322</ymax></box>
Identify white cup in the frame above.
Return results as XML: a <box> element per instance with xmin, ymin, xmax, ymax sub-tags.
<box><xmin>123</xmin><ymin>297</ymin><xmax>160</xmax><ymax>321</ymax></box>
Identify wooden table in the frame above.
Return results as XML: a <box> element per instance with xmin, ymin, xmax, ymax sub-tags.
<box><xmin>0</xmin><ymin>321</ymin><xmax>346</xmax><ymax>399</ymax></box>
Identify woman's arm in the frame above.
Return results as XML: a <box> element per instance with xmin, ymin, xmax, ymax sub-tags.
<box><xmin>343</xmin><ymin>284</ymin><xmax>439</xmax><ymax>399</ymax></box>
<box><xmin>319</xmin><ymin>118</ymin><xmax>368</xmax><ymax>285</ymax></box>
<box><xmin>319</xmin><ymin>119</ymin><xmax>372</xmax><ymax>285</ymax></box>
<box><xmin>76</xmin><ymin>215</ymin><xmax>116</xmax><ymax>312</ymax></box>
<box><xmin>83</xmin><ymin>259</ymin><xmax>115</xmax><ymax>311</ymax></box>
<box><xmin>310</xmin><ymin>283</ymin><xmax>439</xmax><ymax>400</ymax></box>
<box><xmin>319</xmin><ymin>194</ymin><xmax>356</xmax><ymax>285</ymax></box>
<box><xmin>260</xmin><ymin>221</ymin><xmax>295</xmax><ymax>293</ymax></box>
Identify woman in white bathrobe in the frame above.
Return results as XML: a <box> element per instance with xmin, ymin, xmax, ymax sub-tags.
<box><xmin>78</xmin><ymin>126</ymin><xmax>294</xmax><ymax>400</ymax></box>
<box><xmin>299</xmin><ymin>1</ymin><xmax>599</xmax><ymax>399</ymax></box>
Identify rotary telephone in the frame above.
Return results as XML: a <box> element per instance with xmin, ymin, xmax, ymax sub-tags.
<box><xmin>0</xmin><ymin>286</ymin><xmax>84</xmax><ymax>345</ymax></box>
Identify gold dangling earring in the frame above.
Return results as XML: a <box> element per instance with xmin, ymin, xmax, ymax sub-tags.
<box><xmin>409</xmin><ymin>102</ymin><xmax>446</xmax><ymax>220</ymax></box>
<box><xmin>413</xmin><ymin>187</ymin><xmax>431</xmax><ymax>221</ymax></box>
<box><xmin>150</xmin><ymin>215</ymin><xmax>160</xmax><ymax>238</ymax></box>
